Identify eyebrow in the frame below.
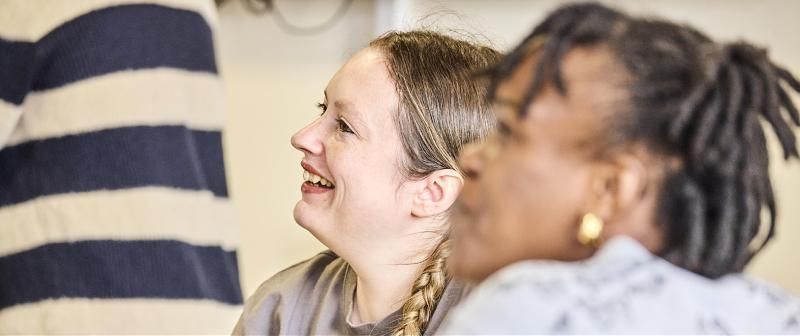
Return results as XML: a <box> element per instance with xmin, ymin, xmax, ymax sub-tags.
<box><xmin>493</xmin><ymin>96</ymin><xmax>522</xmax><ymax>110</ymax></box>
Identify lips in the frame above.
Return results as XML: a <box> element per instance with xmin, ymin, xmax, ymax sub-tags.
<box><xmin>300</xmin><ymin>161</ymin><xmax>335</xmax><ymax>192</ymax></box>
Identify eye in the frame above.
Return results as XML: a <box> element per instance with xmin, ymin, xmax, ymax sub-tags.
<box><xmin>316</xmin><ymin>102</ymin><xmax>328</xmax><ymax>115</ymax></box>
<box><xmin>336</xmin><ymin>118</ymin><xmax>354</xmax><ymax>134</ymax></box>
<box><xmin>497</xmin><ymin>121</ymin><xmax>511</xmax><ymax>137</ymax></box>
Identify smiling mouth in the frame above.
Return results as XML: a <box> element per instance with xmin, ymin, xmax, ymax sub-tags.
<box><xmin>303</xmin><ymin>170</ymin><xmax>335</xmax><ymax>189</ymax></box>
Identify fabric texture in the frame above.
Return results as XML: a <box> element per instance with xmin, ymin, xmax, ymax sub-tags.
<box><xmin>234</xmin><ymin>251</ymin><xmax>469</xmax><ymax>335</ymax></box>
<box><xmin>440</xmin><ymin>237</ymin><xmax>800</xmax><ymax>334</ymax></box>
<box><xmin>0</xmin><ymin>1</ymin><xmax>242</xmax><ymax>333</ymax></box>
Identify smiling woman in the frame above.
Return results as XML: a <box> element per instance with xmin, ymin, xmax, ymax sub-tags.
<box><xmin>233</xmin><ymin>31</ymin><xmax>500</xmax><ymax>335</ymax></box>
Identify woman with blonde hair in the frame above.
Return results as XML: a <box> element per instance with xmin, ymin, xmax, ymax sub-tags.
<box><xmin>233</xmin><ymin>31</ymin><xmax>500</xmax><ymax>335</ymax></box>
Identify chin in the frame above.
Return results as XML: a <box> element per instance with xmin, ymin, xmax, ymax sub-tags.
<box><xmin>293</xmin><ymin>201</ymin><xmax>317</xmax><ymax>232</ymax></box>
<box><xmin>293</xmin><ymin>201</ymin><xmax>337</xmax><ymax>248</ymax></box>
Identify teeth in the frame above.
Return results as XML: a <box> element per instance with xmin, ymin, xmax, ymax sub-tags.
<box><xmin>303</xmin><ymin>169</ymin><xmax>335</xmax><ymax>187</ymax></box>
<box><xmin>320</xmin><ymin>177</ymin><xmax>331</xmax><ymax>187</ymax></box>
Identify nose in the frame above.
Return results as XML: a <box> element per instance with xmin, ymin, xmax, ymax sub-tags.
<box><xmin>459</xmin><ymin>140</ymin><xmax>487</xmax><ymax>181</ymax></box>
<box><xmin>291</xmin><ymin>118</ymin><xmax>324</xmax><ymax>155</ymax></box>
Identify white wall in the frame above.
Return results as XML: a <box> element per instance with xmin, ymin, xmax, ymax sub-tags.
<box><xmin>217</xmin><ymin>0</ymin><xmax>375</xmax><ymax>296</ymax></box>
<box><xmin>218</xmin><ymin>0</ymin><xmax>800</xmax><ymax>297</ymax></box>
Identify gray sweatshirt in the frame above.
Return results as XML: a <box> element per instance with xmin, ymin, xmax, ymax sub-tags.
<box><xmin>233</xmin><ymin>251</ymin><xmax>469</xmax><ymax>335</ymax></box>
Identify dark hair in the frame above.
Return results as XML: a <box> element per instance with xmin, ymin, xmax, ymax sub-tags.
<box><xmin>488</xmin><ymin>2</ymin><xmax>800</xmax><ymax>278</ymax></box>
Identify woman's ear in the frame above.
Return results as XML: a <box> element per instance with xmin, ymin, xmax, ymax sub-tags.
<box><xmin>612</xmin><ymin>154</ymin><xmax>650</xmax><ymax>216</ymax></box>
<box><xmin>411</xmin><ymin>169</ymin><xmax>464</xmax><ymax>218</ymax></box>
<box><xmin>585</xmin><ymin>162</ymin><xmax>618</xmax><ymax>222</ymax></box>
<box><xmin>586</xmin><ymin>152</ymin><xmax>652</xmax><ymax>239</ymax></box>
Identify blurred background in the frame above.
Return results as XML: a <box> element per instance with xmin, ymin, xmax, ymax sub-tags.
<box><xmin>216</xmin><ymin>0</ymin><xmax>800</xmax><ymax>298</ymax></box>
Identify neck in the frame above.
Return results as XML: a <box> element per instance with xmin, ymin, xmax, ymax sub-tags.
<box><xmin>340</xmin><ymin>217</ymin><xmax>448</xmax><ymax>325</ymax></box>
<box><xmin>351</xmin><ymin>261</ymin><xmax>422</xmax><ymax>324</ymax></box>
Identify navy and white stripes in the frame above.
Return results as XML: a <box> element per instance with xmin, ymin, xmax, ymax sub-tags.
<box><xmin>0</xmin><ymin>127</ymin><xmax>228</xmax><ymax>206</ymax></box>
<box><xmin>0</xmin><ymin>1</ymin><xmax>242</xmax><ymax>333</ymax></box>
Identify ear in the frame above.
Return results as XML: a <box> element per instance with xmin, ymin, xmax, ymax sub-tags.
<box><xmin>411</xmin><ymin>169</ymin><xmax>464</xmax><ymax>218</ymax></box>
<box><xmin>585</xmin><ymin>152</ymin><xmax>650</xmax><ymax>237</ymax></box>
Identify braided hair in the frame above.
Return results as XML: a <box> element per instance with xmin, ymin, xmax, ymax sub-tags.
<box><xmin>392</xmin><ymin>238</ymin><xmax>451</xmax><ymax>336</ymax></box>
<box><xmin>488</xmin><ymin>2</ymin><xmax>800</xmax><ymax>278</ymax></box>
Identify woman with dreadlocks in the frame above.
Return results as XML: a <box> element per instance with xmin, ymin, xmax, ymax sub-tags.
<box><xmin>443</xmin><ymin>2</ymin><xmax>800</xmax><ymax>334</ymax></box>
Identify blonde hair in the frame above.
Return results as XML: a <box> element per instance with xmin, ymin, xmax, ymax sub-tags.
<box><xmin>369</xmin><ymin>31</ymin><xmax>500</xmax><ymax>336</ymax></box>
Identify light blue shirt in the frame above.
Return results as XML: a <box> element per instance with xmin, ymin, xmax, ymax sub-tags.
<box><xmin>441</xmin><ymin>237</ymin><xmax>800</xmax><ymax>334</ymax></box>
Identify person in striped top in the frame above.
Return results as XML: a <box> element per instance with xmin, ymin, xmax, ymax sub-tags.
<box><xmin>0</xmin><ymin>0</ymin><xmax>242</xmax><ymax>333</ymax></box>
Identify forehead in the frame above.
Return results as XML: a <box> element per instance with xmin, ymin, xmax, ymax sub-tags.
<box><xmin>494</xmin><ymin>52</ymin><xmax>540</xmax><ymax>114</ymax></box>
<box><xmin>328</xmin><ymin>48</ymin><xmax>397</xmax><ymax>104</ymax></box>
<box><xmin>326</xmin><ymin>48</ymin><xmax>400</xmax><ymax>129</ymax></box>
<box><xmin>494</xmin><ymin>45</ymin><xmax>627</xmax><ymax>125</ymax></box>
<box><xmin>493</xmin><ymin>45</ymin><xmax>628</xmax><ymax>153</ymax></box>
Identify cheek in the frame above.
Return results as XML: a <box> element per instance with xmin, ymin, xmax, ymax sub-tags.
<box><xmin>482</xmin><ymin>148</ymin><xmax>589</xmax><ymax>260</ymax></box>
<box><xmin>330</xmin><ymin>147</ymin><xmax>406</xmax><ymax>224</ymax></box>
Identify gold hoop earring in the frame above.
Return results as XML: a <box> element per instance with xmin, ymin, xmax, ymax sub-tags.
<box><xmin>577</xmin><ymin>213</ymin><xmax>604</xmax><ymax>248</ymax></box>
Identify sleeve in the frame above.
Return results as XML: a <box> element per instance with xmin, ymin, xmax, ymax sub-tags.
<box><xmin>232</xmin><ymin>251</ymin><xmax>338</xmax><ymax>335</ymax></box>
<box><xmin>232</xmin><ymin>289</ymin><xmax>284</xmax><ymax>335</ymax></box>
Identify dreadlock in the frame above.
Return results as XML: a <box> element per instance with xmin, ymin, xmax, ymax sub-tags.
<box><xmin>488</xmin><ymin>2</ymin><xmax>800</xmax><ymax>278</ymax></box>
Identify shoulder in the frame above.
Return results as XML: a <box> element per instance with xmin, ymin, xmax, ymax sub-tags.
<box><xmin>245</xmin><ymin>250</ymin><xmax>344</xmax><ymax>309</ymax></box>
<box><xmin>234</xmin><ymin>251</ymin><xmax>346</xmax><ymax>335</ymax></box>
<box><xmin>255</xmin><ymin>250</ymin><xmax>342</xmax><ymax>293</ymax></box>
<box><xmin>439</xmin><ymin>260</ymin><xmax>587</xmax><ymax>334</ymax></box>
<box><xmin>707</xmin><ymin>275</ymin><xmax>800</xmax><ymax>333</ymax></box>
<box><xmin>441</xmin><ymin>245</ymin><xmax>800</xmax><ymax>334</ymax></box>
<box><xmin>440</xmin><ymin>239</ymin><xmax>667</xmax><ymax>334</ymax></box>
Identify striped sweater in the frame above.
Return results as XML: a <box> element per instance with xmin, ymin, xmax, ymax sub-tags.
<box><xmin>0</xmin><ymin>1</ymin><xmax>243</xmax><ymax>333</ymax></box>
